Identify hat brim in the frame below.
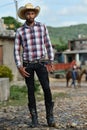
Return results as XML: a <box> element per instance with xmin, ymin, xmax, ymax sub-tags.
<box><xmin>18</xmin><ymin>6</ymin><xmax>40</xmax><ymax>20</ymax></box>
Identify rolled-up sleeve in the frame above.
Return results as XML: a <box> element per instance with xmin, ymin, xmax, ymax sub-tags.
<box><xmin>44</xmin><ymin>25</ymin><xmax>54</xmax><ymax>61</ymax></box>
<box><xmin>14</xmin><ymin>30</ymin><xmax>22</xmax><ymax>67</ymax></box>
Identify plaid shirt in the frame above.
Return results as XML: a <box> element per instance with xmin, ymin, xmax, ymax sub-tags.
<box><xmin>14</xmin><ymin>21</ymin><xmax>54</xmax><ymax>67</ymax></box>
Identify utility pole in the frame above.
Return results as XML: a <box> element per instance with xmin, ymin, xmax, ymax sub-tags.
<box><xmin>14</xmin><ymin>0</ymin><xmax>18</xmax><ymax>21</ymax></box>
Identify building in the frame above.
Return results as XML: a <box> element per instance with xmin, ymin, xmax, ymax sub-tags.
<box><xmin>0</xmin><ymin>18</ymin><xmax>22</xmax><ymax>81</ymax></box>
<box><xmin>63</xmin><ymin>38</ymin><xmax>87</xmax><ymax>65</ymax></box>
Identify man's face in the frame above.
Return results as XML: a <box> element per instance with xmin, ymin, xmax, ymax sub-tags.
<box><xmin>25</xmin><ymin>10</ymin><xmax>36</xmax><ymax>23</ymax></box>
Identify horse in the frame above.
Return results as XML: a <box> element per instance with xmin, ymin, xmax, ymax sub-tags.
<box><xmin>66</xmin><ymin>69</ymin><xmax>87</xmax><ymax>87</ymax></box>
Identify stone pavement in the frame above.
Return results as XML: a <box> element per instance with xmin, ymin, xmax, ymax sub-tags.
<box><xmin>0</xmin><ymin>78</ymin><xmax>87</xmax><ymax>130</ymax></box>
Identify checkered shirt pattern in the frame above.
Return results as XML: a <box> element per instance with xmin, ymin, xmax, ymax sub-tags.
<box><xmin>14</xmin><ymin>22</ymin><xmax>54</xmax><ymax>67</ymax></box>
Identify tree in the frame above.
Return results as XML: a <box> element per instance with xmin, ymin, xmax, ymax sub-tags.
<box><xmin>54</xmin><ymin>37</ymin><xmax>68</xmax><ymax>51</ymax></box>
<box><xmin>2</xmin><ymin>16</ymin><xmax>22</xmax><ymax>30</ymax></box>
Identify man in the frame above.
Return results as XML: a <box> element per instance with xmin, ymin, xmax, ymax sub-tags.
<box><xmin>71</xmin><ymin>65</ymin><xmax>77</xmax><ymax>87</ymax></box>
<box><xmin>14</xmin><ymin>3</ymin><xmax>56</xmax><ymax>128</ymax></box>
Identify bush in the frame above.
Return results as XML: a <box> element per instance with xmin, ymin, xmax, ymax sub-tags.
<box><xmin>10</xmin><ymin>85</ymin><xmax>27</xmax><ymax>100</ymax></box>
<box><xmin>0</xmin><ymin>65</ymin><xmax>13</xmax><ymax>81</ymax></box>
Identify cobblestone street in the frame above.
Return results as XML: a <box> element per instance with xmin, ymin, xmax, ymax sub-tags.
<box><xmin>0</xmin><ymin>78</ymin><xmax>87</xmax><ymax>130</ymax></box>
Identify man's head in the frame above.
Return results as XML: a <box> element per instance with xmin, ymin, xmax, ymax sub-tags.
<box><xmin>17</xmin><ymin>3</ymin><xmax>40</xmax><ymax>20</ymax></box>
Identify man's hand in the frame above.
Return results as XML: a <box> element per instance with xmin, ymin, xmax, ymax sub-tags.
<box><xmin>18</xmin><ymin>66</ymin><xmax>30</xmax><ymax>77</ymax></box>
<box><xmin>46</xmin><ymin>63</ymin><xmax>55</xmax><ymax>72</ymax></box>
<box><xmin>49</xmin><ymin>63</ymin><xmax>55</xmax><ymax>72</ymax></box>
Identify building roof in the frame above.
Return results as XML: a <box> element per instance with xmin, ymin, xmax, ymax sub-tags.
<box><xmin>63</xmin><ymin>50</ymin><xmax>87</xmax><ymax>54</ymax></box>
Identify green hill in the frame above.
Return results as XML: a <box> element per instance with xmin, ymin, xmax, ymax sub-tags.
<box><xmin>47</xmin><ymin>24</ymin><xmax>87</xmax><ymax>45</ymax></box>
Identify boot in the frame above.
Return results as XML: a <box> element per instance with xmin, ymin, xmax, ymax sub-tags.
<box><xmin>46</xmin><ymin>102</ymin><xmax>56</xmax><ymax>127</ymax></box>
<box><xmin>29</xmin><ymin>108</ymin><xmax>38</xmax><ymax>128</ymax></box>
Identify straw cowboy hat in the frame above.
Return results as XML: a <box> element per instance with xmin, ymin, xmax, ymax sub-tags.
<box><xmin>17</xmin><ymin>3</ymin><xmax>40</xmax><ymax>19</ymax></box>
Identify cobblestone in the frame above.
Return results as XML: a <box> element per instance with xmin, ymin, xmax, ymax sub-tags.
<box><xmin>0</xmin><ymin>79</ymin><xmax>87</xmax><ymax>130</ymax></box>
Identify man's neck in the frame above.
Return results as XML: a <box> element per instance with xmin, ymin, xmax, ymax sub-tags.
<box><xmin>26</xmin><ymin>21</ymin><xmax>35</xmax><ymax>27</ymax></box>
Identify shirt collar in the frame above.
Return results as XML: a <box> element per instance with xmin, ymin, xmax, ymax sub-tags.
<box><xmin>23</xmin><ymin>21</ymin><xmax>38</xmax><ymax>28</ymax></box>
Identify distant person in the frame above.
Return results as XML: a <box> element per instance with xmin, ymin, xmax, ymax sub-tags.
<box><xmin>14</xmin><ymin>3</ymin><xmax>56</xmax><ymax>128</ymax></box>
<box><xmin>71</xmin><ymin>65</ymin><xmax>77</xmax><ymax>87</ymax></box>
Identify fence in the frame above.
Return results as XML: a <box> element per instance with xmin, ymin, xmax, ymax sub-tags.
<box><xmin>46</xmin><ymin>60</ymin><xmax>76</xmax><ymax>72</ymax></box>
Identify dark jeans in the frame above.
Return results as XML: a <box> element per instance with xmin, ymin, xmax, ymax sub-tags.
<box><xmin>71</xmin><ymin>70</ymin><xmax>77</xmax><ymax>87</ymax></box>
<box><xmin>23</xmin><ymin>62</ymin><xmax>52</xmax><ymax>110</ymax></box>
<box><xmin>71</xmin><ymin>79</ymin><xmax>76</xmax><ymax>87</ymax></box>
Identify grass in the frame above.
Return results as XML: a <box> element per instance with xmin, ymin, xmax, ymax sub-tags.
<box><xmin>52</xmin><ymin>92</ymin><xmax>70</xmax><ymax>100</ymax></box>
<box><xmin>0</xmin><ymin>84</ymin><xmax>69</xmax><ymax>108</ymax></box>
<box><xmin>0</xmin><ymin>85</ymin><xmax>28</xmax><ymax>107</ymax></box>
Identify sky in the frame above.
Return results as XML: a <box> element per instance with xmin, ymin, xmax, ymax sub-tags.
<box><xmin>0</xmin><ymin>0</ymin><xmax>87</xmax><ymax>27</ymax></box>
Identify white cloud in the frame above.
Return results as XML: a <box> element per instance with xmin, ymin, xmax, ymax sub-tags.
<box><xmin>57</xmin><ymin>4</ymin><xmax>87</xmax><ymax>16</ymax></box>
<box><xmin>82</xmin><ymin>0</ymin><xmax>87</xmax><ymax>5</ymax></box>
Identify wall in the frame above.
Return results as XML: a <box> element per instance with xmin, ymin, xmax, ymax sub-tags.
<box><xmin>0</xmin><ymin>36</ymin><xmax>23</xmax><ymax>81</ymax></box>
<box><xmin>0</xmin><ymin>45</ymin><xmax>3</xmax><ymax>65</ymax></box>
<box><xmin>0</xmin><ymin>78</ymin><xmax>10</xmax><ymax>101</ymax></box>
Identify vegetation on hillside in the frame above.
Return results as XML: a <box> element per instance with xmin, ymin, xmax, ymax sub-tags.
<box><xmin>2</xmin><ymin>16</ymin><xmax>87</xmax><ymax>51</ymax></box>
<box><xmin>48</xmin><ymin>24</ymin><xmax>87</xmax><ymax>45</ymax></box>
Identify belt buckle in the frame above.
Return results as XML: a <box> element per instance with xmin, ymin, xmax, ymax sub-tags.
<box><xmin>24</xmin><ymin>60</ymin><xmax>28</xmax><ymax>63</ymax></box>
<box><xmin>29</xmin><ymin>60</ymin><xmax>39</xmax><ymax>64</ymax></box>
<box><xmin>34</xmin><ymin>60</ymin><xmax>39</xmax><ymax>63</ymax></box>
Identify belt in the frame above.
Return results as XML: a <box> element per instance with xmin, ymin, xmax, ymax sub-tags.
<box><xmin>23</xmin><ymin>60</ymin><xmax>40</xmax><ymax>64</ymax></box>
<box><xmin>23</xmin><ymin>59</ymin><xmax>50</xmax><ymax>64</ymax></box>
